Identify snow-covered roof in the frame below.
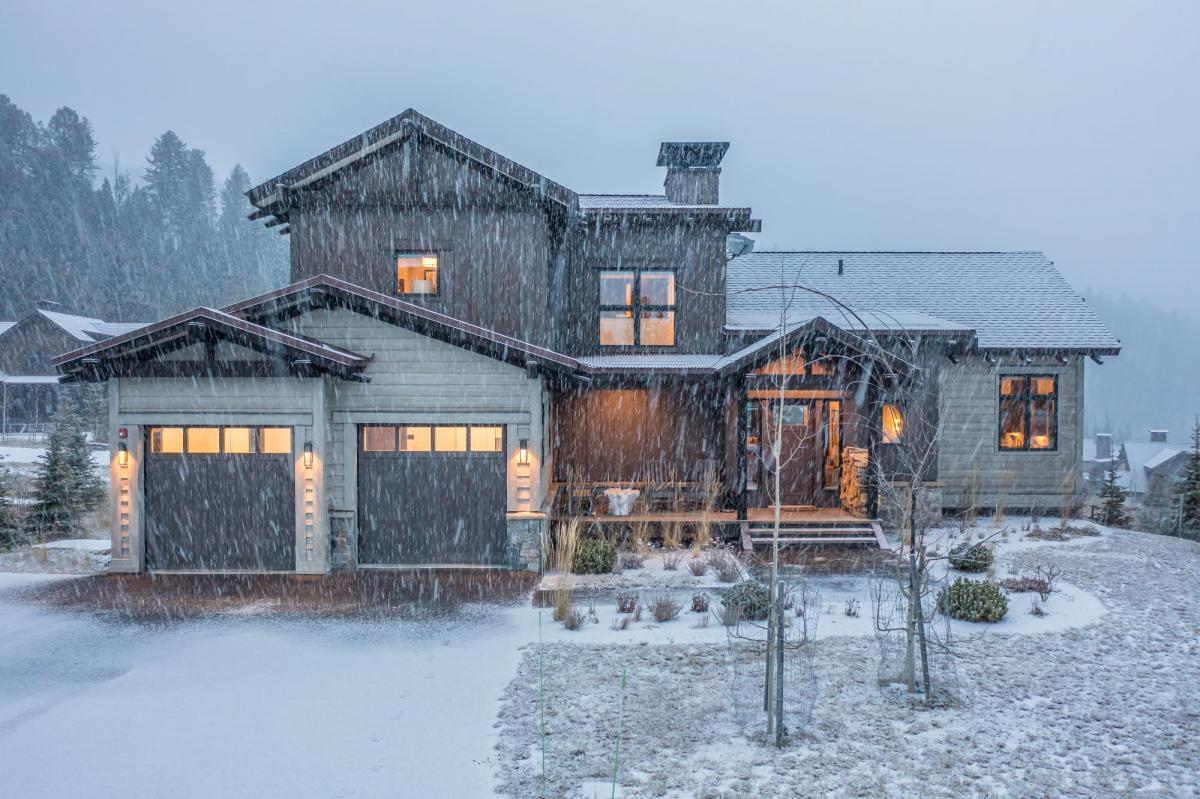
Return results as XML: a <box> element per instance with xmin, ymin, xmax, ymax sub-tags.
<box><xmin>726</xmin><ymin>252</ymin><xmax>1121</xmax><ymax>352</ymax></box>
<box><xmin>0</xmin><ymin>322</ymin><xmax>14</xmax><ymax>337</ymax></box>
<box><xmin>576</xmin><ymin>354</ymin><xmax>724</xmax><ymax>372</ymax></box>
<box><xmin>87</xmin><ymin>321</ymin><xmax>147</xmax><ymax>338</ymax></box>
<box><xmin>1120</xmin><ymin>441</ymin><xmax>1185</xmax><ymax>494</ymax></box>
<box><xmin>577</xmin><ymin>194</ymin><xmax>742</xmax><ymax>212</ymax></box>
<box><xmin>38</xmin><ymin>309</ymin><xmax>106</xmax><ymax>342</ymax></box>
<box><xmin>0</xmin><ymin>375</ymin><xmax>61</xmax><ymax>384</ymax></box>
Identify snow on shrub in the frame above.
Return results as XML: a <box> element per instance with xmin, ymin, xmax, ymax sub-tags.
<box><xmin>572</xmin><ymin>537</ymin><xmax>616</xmax><ymax>574</ymax></box>
<box><xmin>948</xmin><ymin>542</ymin><xmax>992</xmax><ymax>572</ymax></box>
<box><xmin>938</xmin><ymin>577</ymin><xmax>1008</xmax><ymax>623</ymax></box>
<box><xmin>719</xmin><ymin>580</ymin><xmax>771</xmax><ymax>623</ymax></box>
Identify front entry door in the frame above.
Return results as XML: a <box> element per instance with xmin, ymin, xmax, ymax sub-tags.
<box><xmin>761</xmin><ymin>400</ymin><xmax>826</xmax><ymax>507</ymax></box>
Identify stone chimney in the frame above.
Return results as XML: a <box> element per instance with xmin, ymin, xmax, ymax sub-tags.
<box><xmin>1094</xmin><ymin>433</ymin><xmax>1112</xmax><ymax>460</ymax></box>
<box><xmin>657</xmin><ymin>142</ymin><xmax>729</xmax><ymax>205</ymax></box>
<box><xmin>1149</xmin><ymin>429</ymin><xmax>1168</xmax><ymax>443</ymax></box>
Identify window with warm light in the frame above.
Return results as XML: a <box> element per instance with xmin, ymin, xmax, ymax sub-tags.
<box><xmin>396</xmin><ymin>252</ymin><xmax>439</xmax><ymax>296</ymax></box>
<box><xmin>362</xmin><ymin>426</ymin><xmax>396</xmax><ymax>452</ymax></box>
<box><xmin>881</xmin><ymin>404</ymin><xmax>904</xmax><ymax>444</ymax></box>
<box><xmin>186</xmin><ymin>428</ymin><xmax>221</xmax><ymax>454</ymax></box>
<box><xmin>398</xmin><ymin>426</ymin><xmax>433</xmax><ymax>452</ymax></box>
<box><xmin>223</xmin><ymin>427</ymin><xmax>254</xmax><ymax>454</ymax></box>
<box><xmin>470</xmin><ymin>426</ymin><xmax>504</xmax><ymax>453</ymax></box>
<box><xmin>598</xmin><ymin>269</ymin><xmax>675</xmax><ymax>346</ymax></box>
<box><xmin>150</xmin><ymin>427</ymin><xmax>184</xmax><ymax>454</ymax></box>
<box><xmin>434</xmin><ymin>426</ymin><xmax>468</xmax><ymax>452</ymax></box>
<box><xmin>257</xmin><ymin>427</ymin><xmax>293</xmax><ymax>454</ymax></box>
<box><xmin>999</xmin><ymin>375</ymin><xmax>1057</xmax><ymax>451</ymax></box>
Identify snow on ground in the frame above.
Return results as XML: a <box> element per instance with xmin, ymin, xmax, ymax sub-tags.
<box><xmin>0</xmin><ymin>574</ymin><xmax>530</xmax><ymax>798</ymax></box>
<box><xmin>32</xmin><ymin>538</ymin><xmax>111</xmax><ymax>552</ymax></box>
<box><xmin>539</xmin><ymin>548</ymin><xmax>747</xmax><ymax>592</ymax></box>
<box><xmin>0</xmin><ymin>444</ymin><xmax>107</xmax><ymax>469</ymax></box>
<box><xmin>497</xmin><ymin>527</ymin><xmax>1200</xmax><ymax>798</ymax></box>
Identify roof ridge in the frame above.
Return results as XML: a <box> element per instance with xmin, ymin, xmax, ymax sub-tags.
<box><xmin>745</xmin><ymin>250</ymin><xmax>1045</xmax><ymax>255</ymax></box>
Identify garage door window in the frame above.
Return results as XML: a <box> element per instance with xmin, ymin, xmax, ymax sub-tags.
<box><xmin>399</xmin><ymin>426</ymin><xmax>432</xmax><ymax>452</ymax></box>
<box><xmin>362</xmin><ymin>425</ymin><xmax>503</xmax><ymax>454</ymax></box>
<box><xmin>470</xmin><ymin>426</ymin><xmax>503</xmax><ymax>452</ymax></box>
<box><xmin>148</xmin><ymin>426</ymin><xmax>292</xmax><ymax>455</ymax></box>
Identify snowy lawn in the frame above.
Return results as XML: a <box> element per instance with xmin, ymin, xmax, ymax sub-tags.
<box><xmin>497</xmin><ymin>525</ymin><xmax>1200</xmax><ymax>798</ymax></box>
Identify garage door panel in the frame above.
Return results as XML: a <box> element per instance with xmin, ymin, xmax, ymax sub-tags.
<box><xmin>358</xmin><ymin>443</ymin><xmax>507</xmax><ymax>566</ymax></box>
<box><xmin>145</xmin><ymin>450</ymin><xmax>294</xmax><ymax>571</ymax></box>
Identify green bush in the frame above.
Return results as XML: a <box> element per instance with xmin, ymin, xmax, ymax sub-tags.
<box><xmin>938</xmin><ymin>577</ymin><xmax>1008</xmax><ymax>623</ymax></box>
<box><xmin>719</xmin><ymin>580</ymin><xmax>771</xmax><ymax>622</ymax></box>
<box><xmin>948</xmin><ymin>542</ymin><xmax>992</xmax><ymax>572</ymax></box>
<box><xmin>572</xmin><ymin>537</ymin><xmax>616</xmax><ymax>574</ymax></box>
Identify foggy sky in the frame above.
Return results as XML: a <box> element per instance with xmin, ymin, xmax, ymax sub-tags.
<box><xmin>3</xmin><ymin>0</ymin><xmax>1197</xmax><ymax>313</ymax></box>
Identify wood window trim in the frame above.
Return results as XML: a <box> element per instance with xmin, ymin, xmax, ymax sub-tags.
<box><xmin>147</xmin><ymin>425</ymin><xmax>292</xmax><ymax>456</ymax></box>
<box><xmin>997</xmin><ymin>374</ymin><xmax>1059</xmax><ymax>452</ymax></box>
<box><xmin>598</xmin><ymin>269</ymin><xmax>677</xmax><ymax>348</ymax></box>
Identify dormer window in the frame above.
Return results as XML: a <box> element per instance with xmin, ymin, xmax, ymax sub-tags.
<box><xmin>396</xmin><ymin>252</ymin><xmax>439</xmax><ymax>296</ymax></box>
<box><xmin>598</xmin><ymin>269</ymin><xmax>676</xmax><ymax>347</ymax></box>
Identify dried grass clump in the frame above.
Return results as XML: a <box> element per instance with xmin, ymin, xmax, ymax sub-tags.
<box><xmin>610</xmin><ymin>615</ymin><xmax>631</xmax><ymax>631</ymax></box>
<box><xmin>691</xmin><ymin>592</ymin><xmax>710</xmax><ymax>613</ymax></box>
<box><xmin>618</xmin><ymin>551</ymin><xmax>644</xmax><ymax>571</ymax></box>
<box><xmin>648</xmin><ymin>593</ymin><xmax>682</xmax><ymax>622</ymax></box>
<box><xmin>616</xmin><ymin>591</ymin><xmax>639</xmax><ymax>614</ymax></box>
<box><xmin>662</xmin><ymin>549</ymin><xmax>685</xmax><ymax>571</ymax></box>
<box><xmin>707</xmin><ymin>550</ymin><xmax>740</xmax><ymax>583</ymax></box>
<box><xmin>562</xmin><ymin>608</ymin><xmax>587</xmax><ymax>630</ymax></box>
<box><xmin>661</xmin><ymin>520</ymin><xmax>684</xmax><ymax>550</ymax></box>
<box><xmin>550</xmin><ymin>518</ymin><xmax>581</xmax><ymax>622</ymax></box>
<box><xmin>687</xmin><ymin>557</ymin><xmax>709</xmax><ymax>577</ymax></box>
<box><xmin>1000</xmin><ymin>565</ymin><xmax>1060</xmax><ymax>602</ymax></box>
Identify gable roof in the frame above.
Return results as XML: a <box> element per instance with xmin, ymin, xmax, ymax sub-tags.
<box><xmin>28</xmin><ymin>310</ymin><xmax>148</xmax><ymax>344</ymax></box>
<box><xmin>0</xmin><ymin>322</ymin><xmax>14</xmax><ymax>337</ymax></box>
<box><xmin>726</xmin><ymin>251</ymin><xmax>1121</xmax><ymax>353</ymax></box>
<box><xmin>53</xmin><ymin>307</ymin><xmax>371</xmax><ymax>383</ymax></box>
<box><xmin>224</xmin><ymin>275</ymin><xmax>584</xmax><ymax>374</ymax></box>
<box><xmin>246</xmin><ymin>109</ymin><xmax>575</xmax><ymax>226</ymax></box>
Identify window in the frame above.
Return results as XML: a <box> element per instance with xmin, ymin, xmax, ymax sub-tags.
<box><xmin>435</xmin><ymin>426</ymin><xmax>468</xmax><ymax>452</ymax></box>
<box><xmin>186</xmin><ymin>428</ymin><xmax>221</xmax><ymax>454</ymax></box>
<box><xmin>598</xmin><ymin>269</ymin><xmax>675</xmax><ymax>346</ymax></box>
<box><xmin>999</xmin><ymin>375</ymin><xmax>1057</xmax><ymax>451</ymax></box>
<box><xmin>824</xmin><ymin>400</ymin><xmax>842</xmax><ymax>490</ymax></box>
<box><xmin>398</xmin><ymin>426</ymin><xmax>432</xmax><ymax>452</ymax></box>
<box><xmin>149</xmin><ymin>426</ymin><xmax>291</xmax><ymax>455</ymax></box>
<box><xmin>881</xmin><ymin>404</ymin><xmax>904</xmax><ymax>444</ymax></box>
<box><xmin>258</xmin><ymin>428</ymin><xmax>293</xmax><ymax>454</ymax></box>
<box><xmin>362</xmin><ymin>426</ymin><xmax>396</xmax><ymax>452</ymax></box>
<box><xmin>470</xmin><ymin>426</ymin><xmax>504</xmax><ymax>452</ymax></box>
<box><xmin>396</xmin><ymin>252</ymin><xmax>439</xmax><ymax>296</ymax></box>
<box><xmin>223</xmin><ymin>427</ymin><xmax>254</xmax><ymax>454</ymax></box>
<box><xmin>150</xmin><ymin>427</ymin><xmax>184</xmax><ymax>454</ymax></box>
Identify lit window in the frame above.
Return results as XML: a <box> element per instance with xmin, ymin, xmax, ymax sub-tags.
<box><xmin>599</xmin><ymin>311</ymin><xmax>635</xmax><ymax>346</ymax></box>
<box><xmin>999</xmin><ymin>375</ymin><xmax>1057</xmax><ymax>451</ymax></box>
<box><xmin>362</xmin><ymin>427</ymin><xmax>396</xmax><ymax>452</ymax></box>
<box><xmin>435</xmin><ymin>426</ymin><xmax>468</xmax><ymax>452</ymax></box>
<box><xmin>224</xmin><ymin>427</ymin><xmax>254</xmax><ymax>454</ymax></box>
<box><xmin>150</xmin><ymin>427</ymin><xmax>184</xmax><ymax>454</ymax></box>
<box><xmin>398</xmin><ymin>426</ymin><xmax>432</xmax><ymax>452</ymax></box>
<box><xmin>470</xmin><ymin>426</ymin><xmax>504</xmax><ymax>452</ymax></box>
<box><xmin>258</xmin><ymin>427</ymin><xmax>292</xmax><ymax>454</ymax></box>
<box><xmin>824</xmin><ymin>400</ymin><xmax>842</xmax><ymax>489</ymax></box>
<box><xmin>599</xmin><ymin>269</ymin><xmax>676</xmax><ymax>346</ymax></box>
<box><xmin>396</xmin><ymin>252</ymin><xmax>439</xmax><ymax>296</ymax></box>
<box><xmin>881</xmin><ymin>404</ymin><xmax>904</xmax><ymax>444</ymax></box>
<box><xmin>186</xmin><ymin>428</ymin><xmax>220</xmax><ymax>454</ymax></box>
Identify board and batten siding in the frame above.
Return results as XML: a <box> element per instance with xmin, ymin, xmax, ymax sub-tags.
<box><xmin>937</xmin><ymin>355</ymin><xmax>1084</xmax><ymax>511</ymax></box>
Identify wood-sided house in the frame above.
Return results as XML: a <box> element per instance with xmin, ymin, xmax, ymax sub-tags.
<box><xmin>54</xmin><ymin>110</ymin><xmax>1121</xmax><ymax>574</ymax></box>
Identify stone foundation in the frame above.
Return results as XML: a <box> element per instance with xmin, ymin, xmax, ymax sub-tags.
<box><xmin>506</xmin><ymin>515</ymin><xmax>545</xmax><ymax>572</ymax></box>
<box><xmin>878</xmin><ymin>481</ymin><xmax>944</xmax><ymax>535</ymax></box>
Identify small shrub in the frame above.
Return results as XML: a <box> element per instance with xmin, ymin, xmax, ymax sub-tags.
<box><xmin>938</xmin><ymin>577</ymin><xmax>1008</xmax><ymax>623</ymax></box>
<box><xmin>632</xmin><ymin>604</ymin><xmax>643</xmax><ymax>622</ymax></box>
<box><xmin>687</xmin><ymin>558</ymin><xmax>709</xmax><ymax>577</ymax></box>
<box><xmin>610</xmin><ymin>615</ymin><xmax>631</xmax><ymax>631</ymax></box>
<box><xmin>708</xmin><ymin>551</ymin><xmax>740</xmax><ymax>583</ymax></box>
<box><xmin>572</xmin><ymin>537</ymin><xmax>616</xmax><ymax>574</ymax></box>
<box><xmin>1000</xmin><ymin>565</ymin><xmax>1060</xmax><ymax>602</ymax></box>
<box><xmin>692</xmin><ymin>614</ymin><xmax>710</xmax><ymax>629</ymax></box>
<box><xmin>562</xmin><ymin>608</ymin><xmax>587</xmax><ymax>630</ymax></box>
<box><xmin>618</xmin><ymin>551</ymin><xmax>644</xmax><ymax>571</ymax></box>
<box><xmin>1029</xmin><ymin>600</ymin><xmax>1046</xmax><ymax>617</ymax></box>
<box><xmin>948</xmin><ymin>542</ymin><xmax>992</xmax><ymax>572</ymax></box>
<box><xmin>691</xmin><ymin>592</ymin><xmax>710</xmax><ymax>613</ymax></box>
<box><xmin>844</xmin><ymin>598</ymin><xmax>860</xmax><ymax>618</ymax></box>
<box><xmin>648</xmin><ymin>594</ymin><xmax>682</xmax><ymax>622</ymax></box>
<box><xmin>662</xmin><ymin>549</ymin><xmax>684</xmax><ymax>571</ymax></box>
<box><xmin>720</xmin><ymin>580</ymin><xmax>771</xmax><ymax>622</ymax></box>
<box><xmin>616</xmin><ymin>592</ymin><xmax>639</xmax><ymax>614</ymax></box>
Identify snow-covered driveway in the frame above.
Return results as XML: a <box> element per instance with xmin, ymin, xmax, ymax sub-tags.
<box><xmin>0</xmin><ymin>576</ymin><xmax>529</xmax><ymax>798</ymax></box>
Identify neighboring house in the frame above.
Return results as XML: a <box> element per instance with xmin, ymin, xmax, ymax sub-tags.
<box><xmin>1121</xmin><ymin>430</ymin><xmax>1190</xmax><ymax>500</ymax></box>
<box><xmin>54</xmin><ymin>109</ymin><xmax>1121</xmax><ymax>574</ymax></box>
<box><xmin>0</xmin><ymin>305</ymin><xmax>145</xmax><ymax>433</ymax></box>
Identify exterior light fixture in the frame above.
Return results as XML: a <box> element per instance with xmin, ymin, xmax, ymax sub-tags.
<box><xmin>518</xmin><ymin>439</ymin><xmax>529</xmax><ymax>465</ymax></box>
<box><xmin>117</xmin><ymin>441</ymin><xmax>129</xmax><ymax>468</ymax></box>
<box><xmin>303</xmin><ymin>442</ymin><xmax>314</xmax><ymax>469</ymax></box>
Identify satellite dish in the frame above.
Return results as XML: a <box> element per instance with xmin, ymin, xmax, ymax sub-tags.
<box><xmin>726</xmin><ymin>233</ymin><xmax>755</xmax><ymax>258</ymax></box>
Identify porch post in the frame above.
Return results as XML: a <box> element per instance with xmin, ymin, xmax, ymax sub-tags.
<box><xmin>735</xmin><ymin>377</ymin><xmax>748</xmax><ymax>521</ymax></box>
<box><xmin>865</xmin><ymin>382</ymin><xmax>880</xmax><ymax>519</ymax></box>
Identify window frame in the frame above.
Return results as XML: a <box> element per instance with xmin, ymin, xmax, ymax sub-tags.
<box><xmin>394</xmin><ymin>250</ymin><xmax>442</xmax><ymax>298</ymax></box>
<box><xmin>997</xmin><ymin>374</ymin><xmax>1059</xmax><ymax>452</ymax></box>
<box><xmin>147</xmin><ymin>426</ymin><xmax>293</xmax><ymax>456</ymax></box>
<box><xmin>358</xmin><ymin>424</ymin><xmax>505</xmax><ymax>456</ymax></box>
<box><xmin>880</xmin><ymin>403</ymin><xmax>904</xmax><ymax>445</ymax></box>
<box><xmin>597</xmin><ymin>267</ymin><xmax>677</xmax><ymax>348</ymax></box>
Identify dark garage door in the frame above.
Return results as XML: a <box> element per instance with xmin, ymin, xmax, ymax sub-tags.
<box><xmin>358</xmin><ymin>424</ymin><xmax>507</xmax><ymax>565</ymax></box>
<box><xmin>144</xmin><ymin>426</ymin><xmax>295</xmax><ymax>571</ymax></box>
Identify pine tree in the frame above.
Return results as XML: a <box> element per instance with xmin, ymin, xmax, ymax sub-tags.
<box><xmin>1177</xmin><ymin>418</ymin><xmax>1200</xmax><ymax>539</ymax></box>
<box><xmin>23</xmin><ymin>423</ymin><xmax>80</xmax><ymax>541</ymax></box>
<box><xmin>60</xmin><ymin>399</ymin><xmax>105</xmax><ymax>512</ymax></box>
<box><xmin>0</xmin><ymin>461</ymin><xmax>22</xmax><ymax>550</ymax></box>
<box><xmin>1099</xmin><ymin>459</ymin><xmax>1130</xmax><ymax>529</ymax></box>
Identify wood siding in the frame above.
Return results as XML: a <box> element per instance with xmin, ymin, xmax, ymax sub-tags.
<box><xmin>116</xmin><ymin>376</ymin><xmax>314</xmax><ymax>416</ymax></box>
<box><xmin>938</xmin><ymin>355</ymin><xmax>1083</xmax><ymax>510</ymax></box>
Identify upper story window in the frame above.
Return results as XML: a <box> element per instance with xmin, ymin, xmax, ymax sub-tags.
<box><xmin>396</xmin><ymin>252</ymin><xmax>439</xmax><ymax>296</ymax></box>
<box><xmin>598</xmin><ymin>270</ymin><xmax>676</xmax><ymax>347</ymax></box>
<box><xmin>999</xmin><ymin>375</ymin><xmax>1057</xmax><ymax>451</ymax></box>
<box><xmin>881</xmin><ymin>403</ymin><xmax>904</xmax><ymax>444</ymax></box>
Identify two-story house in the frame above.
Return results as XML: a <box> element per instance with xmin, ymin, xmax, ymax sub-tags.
<box><xmin>55</xmin><ymin>110</ymin><xmax>1120</xmax><ymax>574</ymax></box>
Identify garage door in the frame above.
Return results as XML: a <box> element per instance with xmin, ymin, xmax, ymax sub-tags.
<box><xmin>144</xmin><ymin>426</ymin><xmax>295</xmax><ymax>571</ymax></box>
<box><xmin>357</xmin><ymin>424</ymin><xmax>507</xmax><ymax>565</ymax></box>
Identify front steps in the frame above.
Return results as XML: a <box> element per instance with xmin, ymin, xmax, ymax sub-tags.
<box><xmin>741</xmin><ymin>517</ymin><xmax>889</xmax><ymax>550</ymax></box>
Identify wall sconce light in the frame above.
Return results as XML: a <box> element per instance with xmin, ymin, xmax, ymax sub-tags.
<box><xmin>117</xmin><ymin>441</ymin><xmax>129</xmax><ymax>468</ymax></box>
<box><xmin>303</xmin><ymin>442</ymin><xmax>314</xmax><ymax>469</ymax></box>
<box><xmin>518</xmin><ymin>438</ymin><xmax>529</xmax><ymax>465</ymax></box>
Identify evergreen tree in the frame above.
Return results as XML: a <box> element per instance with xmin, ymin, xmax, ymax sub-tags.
<box><xmin>0</xmin><ymin>461</ymin><xmax>22</xmax><ymax>550</ymax></box>
<box><xmin>1099</xmin><ymin>459</ymin><xmax>1130</xmax><ymax>529</ymax></box>
<box><xmin>60</xmin><ymin>399</ymin><xmax>105</xmax><ymax>512</ymax></box>
<box><xmin>1177</xmin><ymin>418</ymin><xmax>1200</xmax><ymax>539</ymax></box>
<box><xmin>23</xmin><ymin>422</ymin><xmax>80</xmax><ymax>541</ymax></box>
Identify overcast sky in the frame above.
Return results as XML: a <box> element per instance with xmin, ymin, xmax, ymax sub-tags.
<box><xmin>3</xmin><ymin>0</ymin><xmax>1196</xmax><ymax>313</ymax></box>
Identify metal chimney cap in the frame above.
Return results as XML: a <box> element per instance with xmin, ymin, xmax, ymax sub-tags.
<box><xmin>657</xmin><ymin>142</ymin><xmax>729</xmax><ymax>168</ymax></box>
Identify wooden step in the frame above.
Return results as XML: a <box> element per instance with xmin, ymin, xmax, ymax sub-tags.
<box><xmin>749</xmin><ymin>536</ymin><xmax>879</xmax><ymax>545</ymax></box>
